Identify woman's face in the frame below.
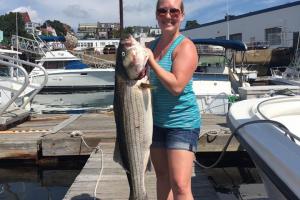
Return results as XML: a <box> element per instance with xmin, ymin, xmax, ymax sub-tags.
<box><xmin>156</xmin><ymin>0</ymin><xmax>184</xmax><ymax>33</ymax></box>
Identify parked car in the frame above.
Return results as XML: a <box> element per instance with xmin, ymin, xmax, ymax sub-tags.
<box><xmin>103</xmin><ymin>45</ymin><xmax>116</xmax><ymax>54</ymax></box>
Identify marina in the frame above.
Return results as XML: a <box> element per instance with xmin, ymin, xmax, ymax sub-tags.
<box><xmin>1</xmin><ymin>0</ymin><xmax>300</xmax><ymax>199</ymax></box>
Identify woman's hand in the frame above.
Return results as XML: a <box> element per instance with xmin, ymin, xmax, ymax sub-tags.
<box><xmin>145</xmin><ymin>48</ymin><xmax>155</xmax><ymax>67</ymax></box>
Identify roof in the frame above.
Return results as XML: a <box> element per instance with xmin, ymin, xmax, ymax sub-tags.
<box><xmin>182</xmin><ymin>1</ymin><xmax>300</xmax><ymax>31</ymax></box>
<box><xmin>192</xmin><ymin>38</ymin><xmax>247</xmax><ymax>51</ymax></box>
<box><xmin>19</xmin><ymin>12</ymin><xmax>31</xmax><ymax>24</ymax></box>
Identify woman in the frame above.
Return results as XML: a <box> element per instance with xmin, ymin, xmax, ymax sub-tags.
<box><xmin>146</xmin><ymin>0</ymin><xmax>201</xmax><ymax>199</ymax></box>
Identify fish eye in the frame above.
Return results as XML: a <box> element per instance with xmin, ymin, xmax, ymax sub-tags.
<box><xmin>122</xmin><ymin>52</ymin><xmax>126</xmax><ymax>57</ymax></box>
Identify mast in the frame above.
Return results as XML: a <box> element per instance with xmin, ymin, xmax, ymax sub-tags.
<box><xmin>16</xmin><ymin>12</ymin><xmax>19</xmax><ymax>52</ymax></box>
<box><xmin>119</xmin><ymin>0</ymin><xmax>124</xmax><ymax>34</ymax></box>
<box><xmin>226</xmin><ymin>0</ymin><xmax>229</xmax><ymax>40</ymax></box>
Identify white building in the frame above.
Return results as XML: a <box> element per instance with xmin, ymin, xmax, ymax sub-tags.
<box><xmin>76</xmin><ymin>39</ymin><xmax>120</xmax><ymax>53</ymax></box>
<box><xmin>181</xmin><ymin>1</ymin><xmax>300</xmax><ymax>49</ymax></box>
<box><xmin>149</xmin><ymin>27</ymin><xmax>161</xmax><ymax>37</ymax></box>
<box><xmin>25</xmin><ymin>22</ymin><xmax>41</xmax><ymax>35</ymax></box>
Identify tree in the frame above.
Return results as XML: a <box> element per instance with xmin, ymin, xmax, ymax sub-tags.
<box><xmin>124</xmin><ymin>27</ymin><xmax>134</xmax><ymax>35</ymax></box>
<box><xmin>41</xmin><ymin>20</ymin><xmax>67</xmax><ymax>36</ymax></box>
<box><xmin>185</xmin><ymin>20</ymin><xmax>201</xmax><ymax>29</ymax></box>
<box><xmin>0</xmin><ymin>12</ymin><xmax>30</xmax><ymax>45</ymax></box>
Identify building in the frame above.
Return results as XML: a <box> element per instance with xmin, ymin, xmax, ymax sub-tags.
<box><xmin>77</xmin><ymin>23</ymin><xmax>98</xmax><ymax>39</ymax></box>
<box><xmin>97</xmin><ymin>22</ymin><xmax>120</xmax><ymax>39</ymax></box>
<box><xmin>25</xmin><ymin>22</ymin><xmax>41</xmax><ymax>34</ymax></box>
<box><xmin>76</xmin><ymin>39</ymin><xmax>120</xmax><ymax>54</ymax></box>
<box><xmin>181</xmin><ymin>1</ymin><xmax>300</xmax><ymax>49</ymax></box>
<box><xmin>0</xmin><ymin>30</ymin><xmax>3</xmax><ymax>43</ymax></box>
<box><xmin>149</xmin><ymin>27</ymin><xmax>161</xmax><ymax>37</ymax></box>
<box><xmin>19</xmin><ymin>12</ymin><xmax>31</xmax><ymax>24</ymax></box>
<box><xmin>77</xmin><ymin>22</ymin><xmax>120</xmax><ymax>40</ymax></box>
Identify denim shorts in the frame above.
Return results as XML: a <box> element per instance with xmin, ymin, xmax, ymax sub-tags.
<box><xmin>151</xmin><ymin>125</ymin><xmax>200</xmax><ymax>152</ymax></box>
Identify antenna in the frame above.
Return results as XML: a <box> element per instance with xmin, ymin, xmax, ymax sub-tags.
<box><xmin>16</xmin><ymin>12</ymin><xmax>19</xmax><ymax>53</ymax></box>
<box><xmin>226</xmin><ymin>0</ymin><xmax>229</xmax><ymax>40</ymax></box>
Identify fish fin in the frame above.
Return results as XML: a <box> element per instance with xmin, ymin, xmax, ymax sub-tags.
<box><xmin>146</xmin><ymin>158</ymin><xmax>152</xmax><ymax>172</ymax></box>
<box><xmin>113</xmin><ymin>140</ymin><xmax>130</xmax><ymax>173</ymax></box>
<box><xmin>139</xmin><ymin>83</ymin><xmax>155</xmax><ymax>90</ymax></box>
<box><xmin>113</xmin><ymin>140</ymin><xmax>123</xmax><ymax>166</ymax></box>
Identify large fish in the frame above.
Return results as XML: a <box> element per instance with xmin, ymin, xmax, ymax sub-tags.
<box><xmin>113</xmin><ymin>34</ymin><xmax>153</xmax><ymax>200</ymax></box>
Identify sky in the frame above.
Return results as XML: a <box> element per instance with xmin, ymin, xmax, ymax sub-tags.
<box><xmin>0</xmin><ymin>0</ymin><xmax>298</xmax><ymax>30</ymax></box>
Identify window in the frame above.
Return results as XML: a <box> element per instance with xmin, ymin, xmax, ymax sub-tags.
<box><xmin>265</xmin><ymin>27</ymin><xmax>282</xmax><ymax>45</ymax></box>
<box><xmin>230</xmin><ymin>33</ymin><xmax>242</xmax><ymax>41</ymax></box>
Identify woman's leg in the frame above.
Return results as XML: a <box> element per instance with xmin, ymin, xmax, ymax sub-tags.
<box><xmin>167</xmin><ymin>149</ymin><xmax>195</xmax><ymax>200</ymax></box>
<box><xmin>151</xmin><ymin>147</ymin><xmax>174</xmax><ymax>200</ymax></box>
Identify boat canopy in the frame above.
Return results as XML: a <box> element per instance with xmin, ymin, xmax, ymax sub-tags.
<box><xmin>192</xmin><ymin>38</ymin><xmax>247</xmax><ymax>51</ymax></box>
<box><xmin>38</xmin><ymin>35</ymin><xmax>66</xmax><ymax>42</ymax></box>
<box><xmin>65</xmin><ymin>60</ymin><xmax>88</xmax><ymax>69</ymax></box>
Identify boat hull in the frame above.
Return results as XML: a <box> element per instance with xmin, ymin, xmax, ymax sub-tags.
<box><xmin>31</xmin><ymin>68</ymin><xmax>115</xmax><ymax>92</ymax></box>
<box><xmin>228</xmin><ymin>96</ymin><xmax>300</xmax><ymax>200</ymax></box>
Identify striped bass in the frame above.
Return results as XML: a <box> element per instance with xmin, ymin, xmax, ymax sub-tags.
<box><xmin>113</xmin><ymin>34</ymin><xmax>152</xmax><ymax>200</ymax></box>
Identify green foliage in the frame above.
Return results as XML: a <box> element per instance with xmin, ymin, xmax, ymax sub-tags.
<box><xmin>185</xmin><ymin>20</ymin><xmax>201</xmax><ymax>29</ymax></box>
<box><xmin>123</xmin><ymin>27</ymin><xmax>134</xmax><ymax>35</ymax></box>
<box><xmin>0</xmin><ymin>12</ymin><xmax>30</xmax><ymax>45</ymax></box>
<box><xmin>42</xmin><ymin>20</ymin><xmax>67</xmax><ymax>36</ymax></box>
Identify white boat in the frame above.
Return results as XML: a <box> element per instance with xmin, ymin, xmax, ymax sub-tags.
<box><xmin>0</xmin><ymin>49</ymin><xmax>46</xmax><ymax>109</ymax></box>
<box><xmin>270</xmin><ymin>66</ymin><xmax>300</xmax><ymax>86</ymax></box>
<box><xmin>31</xmin><ymin>90</ymin><xmax>114</xmax><ymax>113</ymax></box>
<box><xmin>0</xmin><ymin>48</ymin><xmax>47</xmax><ymax>128</ymax></box>
<box><xmin>270</xmin><ymin>49</ymin><xmax>300</xmax><ymax>86</ymax></box>
<box><xmin>227</xmin><ymin>96</ymin><xmax>300</xmax><ymax>200</ymax></box>
<box><xmin>30</xmin><ymin>50</ymin><xmax>115</xmax><ymax>92</ymax></box>
<box><xmin>192</xmin><ymin>39</ymin><xmax>254</xmax><ymax>115</ymax></box>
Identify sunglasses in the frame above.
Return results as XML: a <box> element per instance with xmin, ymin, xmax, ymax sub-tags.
<box><xmin>156</xmin><ymin>8</ymin><xmax>181</xmax><ymax>18</ymax></box>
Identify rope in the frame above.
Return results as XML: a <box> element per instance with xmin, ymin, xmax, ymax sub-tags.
<box><xmin>69</xmin><ymin>130</ymin><xmax>103</xmax><ymax>200</ymax></box>
<box><xmin>194</xmin><ymin>119</ymin><xmax>294</xmax><ymax>169</ymax></box>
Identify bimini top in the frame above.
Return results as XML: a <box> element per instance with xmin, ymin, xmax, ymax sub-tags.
<box><xmin>38</xmin><ymin>35</ymin><xmax>66</xmax><ymax>42</ymax></box>
<box><xmin>192</xmin><ymin>38</ymin><xmax>247</xmax><ymax>51</ymax></box>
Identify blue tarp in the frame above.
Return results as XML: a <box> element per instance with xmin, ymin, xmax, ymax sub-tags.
<box><xmin>38</xmin><ymin>35</ymin><xmax>66</xmax><ymax>42</ymax></box>
<box><xmin>65</xmin><ymin>60</ymin><xmax>88</xmax><ymax>69</ymax></box>
<box><xmin>192</xmin><ymin>38</ymin><xmax>247</xmax><ymax>51</ymax></box>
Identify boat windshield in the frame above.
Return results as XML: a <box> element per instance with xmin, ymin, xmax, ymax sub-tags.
<box><xmin>42</xmin><ymin>60</ymin><xmax>88</xmax><ymax>69</ymax></box>
<box><xmin>0</xmin><ymin>65</ymin><xmax>10</xmax><ymax>77</ymax></box>
<box><xmin>193</xmin><ymin>73</ymin><xmax>229</xmax><ymax>81</ymax></box>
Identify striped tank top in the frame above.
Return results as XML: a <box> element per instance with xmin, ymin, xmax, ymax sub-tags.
<box><xmin>150</xmin><ymin>34</ymin><xmax>201</xmax><ymax>129</ymax></box>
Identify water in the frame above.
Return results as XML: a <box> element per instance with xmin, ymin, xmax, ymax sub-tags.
<box><xmin>0</xmin><ymin>182</ymin><xmax>67</xmax><ymax>200</ymax></box>
<box><xmin>0</xmin><ymin>159</ymin><xmax>87</xmax><ymax>200</ymax></box>
<box><xmin>196</xmin><ymin>152</ymin><xmax>269</xmax><ymax>200</ymax></box>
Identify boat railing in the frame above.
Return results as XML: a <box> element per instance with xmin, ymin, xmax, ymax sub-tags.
<box><xmin>0</xmin><ymin>54</ymin><xmax>48</xmax><ymax>114</ymax></box>
<box><xmin>0</xmin><ymin>59</ymin><xmax>29</xmax><ymax>116</ymax></box>
<box><xmin>11</xmin><ymin>35</ymin><xmax>46</xmax><ymax>56</ymax></box>
<box><xmin>69</xmin><ymin>50</ymin><xmax>115</xmax><ymax>68</ymax></box>
<box><xmin>32</xmin><ymin>34</ymin><xmax>54</xmax><ymax>56</ymax></box>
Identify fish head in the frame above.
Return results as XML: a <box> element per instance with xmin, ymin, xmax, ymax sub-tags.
<box><xmin>118</xmin><ymin>34</ymin><xmax>149</xmax><ymax>80</ymax></box>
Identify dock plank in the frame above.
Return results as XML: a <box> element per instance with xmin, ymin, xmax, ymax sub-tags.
<box><xmin>63</xmin><ymin>143</ymin><xmax>220</xmax><ymax>200</ymax></box>
<box><xmin>0</xmin><ymin>108</ymin><xmax>30</xmax><ymax>130</ymax></box>
<box><xmin>0</xmin><ymin>113</ymin><xmax>239</xmax><ymax>159</ymax></box>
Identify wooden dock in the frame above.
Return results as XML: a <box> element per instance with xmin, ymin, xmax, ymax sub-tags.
<box><xmin>0</xmin><ymin>113</ymin><xmax>240</xmax><ymax>160</ymax></box>
<box><xmin>0</xmin><ymin>113</ymin><xmax>241</xmax><ymax>199</ymax></box>
<box><xmin>63</xmin><ymin>143</ymin><xmax>221</xmax><ymax>200</ymax></box>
